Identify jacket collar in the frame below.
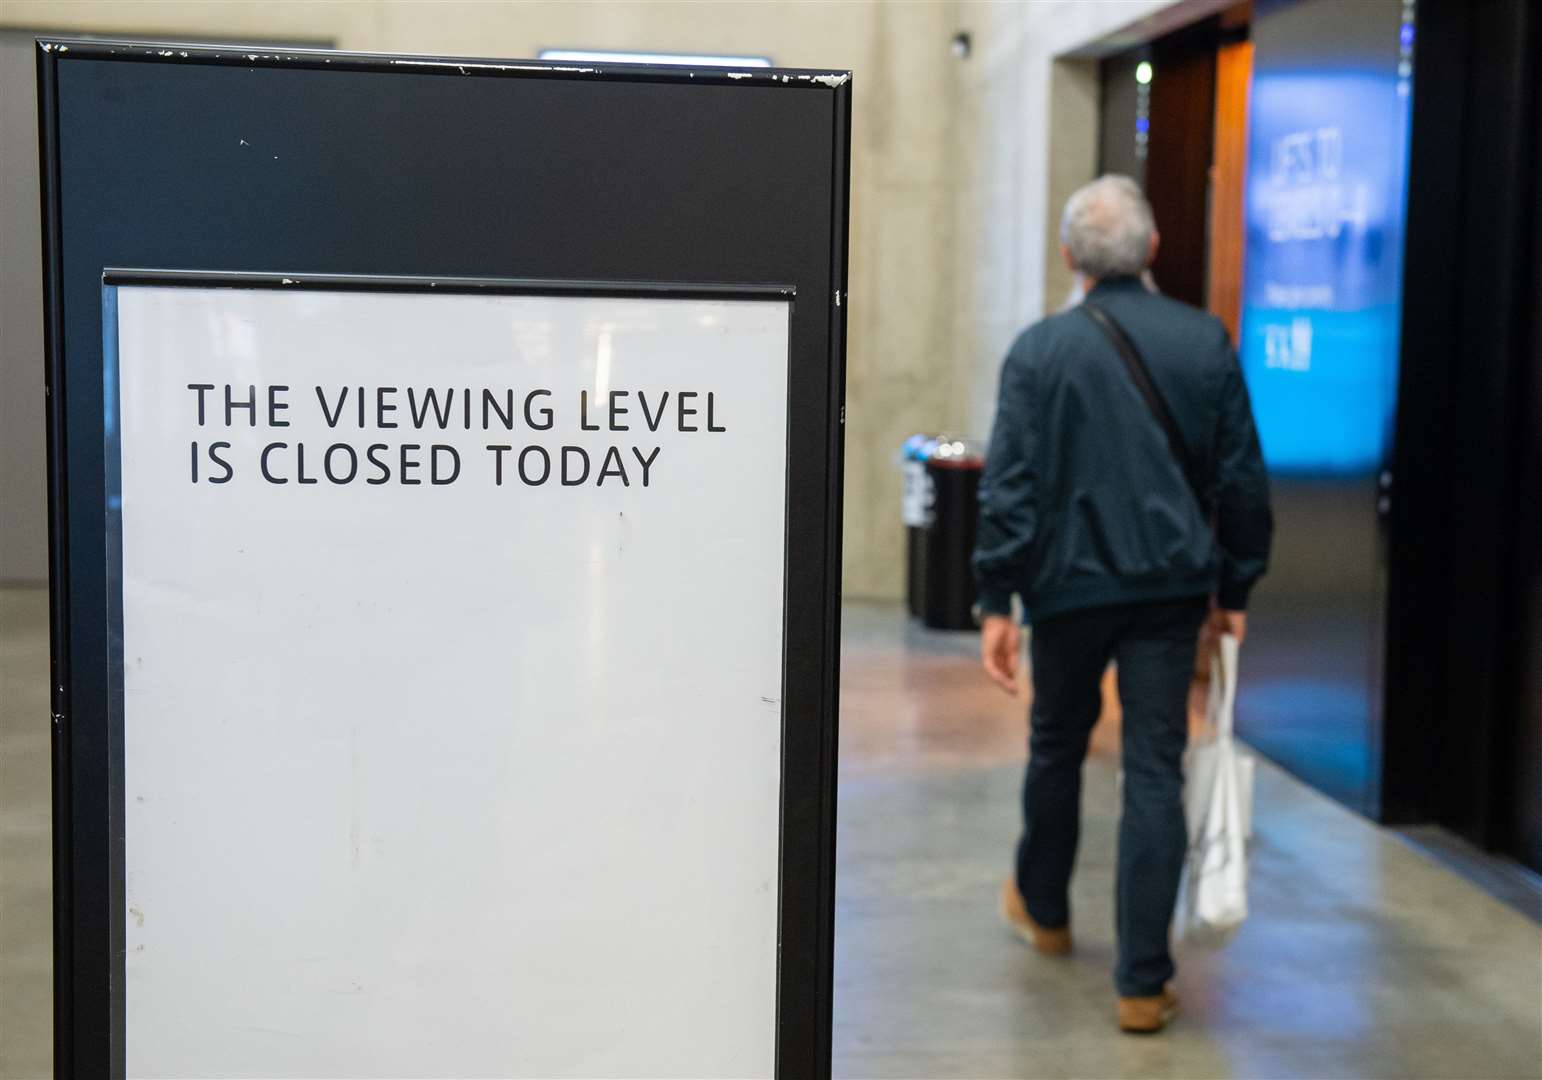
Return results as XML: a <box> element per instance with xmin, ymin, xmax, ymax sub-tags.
<box><xmin>1087</xmin><ymin>274</ymin><xmax>1145</xmax><ymax>297</ymax></box>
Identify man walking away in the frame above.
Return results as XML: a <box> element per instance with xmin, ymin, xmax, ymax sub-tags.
<box><xmin>972</xmin><ymin>175</ymin><xmax>1272</xmax><ymax>1033</ymax></box>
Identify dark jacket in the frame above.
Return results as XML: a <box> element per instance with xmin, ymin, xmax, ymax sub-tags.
<box><xmin>972</xmin><ymin>276</ymin><xmax>1272</xmax><ymax>622</ymax></box>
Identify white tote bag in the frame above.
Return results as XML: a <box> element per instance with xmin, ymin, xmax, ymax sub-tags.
<box><xmin>1179</xmin><ymin>633</ymin><xmax>1254</xmax><ymax>945</ymax></box>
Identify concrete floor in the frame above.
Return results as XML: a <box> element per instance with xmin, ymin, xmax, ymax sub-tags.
<box><xmin>1</xmin><ymin>586</ymin><xmax>50</xmax><ymax>1080</ymax></box>
<box><xmin>834</xmin><ymin>603</ymin><xmax>1542</xmax><ymax>1079</ymax></box>
<box><xmin>2</xmin><ymin>590</ymin><xmax>1540</xmax><ymax>1077</ymax></box>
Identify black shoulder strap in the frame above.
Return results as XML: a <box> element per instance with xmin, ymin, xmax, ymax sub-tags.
<box><xmin>1078</xmin><ymin>301</ymin><xmax>1207</xmax><ymax>511</ymax></box>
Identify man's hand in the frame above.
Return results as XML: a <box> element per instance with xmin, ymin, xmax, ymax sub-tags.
<box><xmin>1210</xmin><ymin>607</ymin><xmax>1248</xmax><ymax>645</ymax></box>
<box><xmin>980</xmin><ymin>614</ymin><xmax>1022</xmax><ymax>696</ymax></box>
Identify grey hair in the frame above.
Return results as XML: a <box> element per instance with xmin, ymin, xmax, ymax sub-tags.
<box><xmin>1059</xmin><ymin>175</ymin><xmax>1157</xmax><ymax>280</ymax></box>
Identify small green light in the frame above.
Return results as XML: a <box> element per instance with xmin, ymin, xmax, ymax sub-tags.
<box><xmin>1135</xmin><ymin>61</ymin><xmax>1153</xmax><ymax>85</ymax></box>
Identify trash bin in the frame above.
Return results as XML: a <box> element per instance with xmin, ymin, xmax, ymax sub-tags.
<box><xmin>921</xmin><ymin>438</ymin><xmax>984</xmax><ymax>630</ymax></box>
<box><xmin>900</xmin><ymin>434</ymin><xmax>937</xmax><ymax>618</ymax></box>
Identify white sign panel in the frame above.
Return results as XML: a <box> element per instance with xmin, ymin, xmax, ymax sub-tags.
<box><xmin>113</xmin><ymin>285</ymin><xmax>789</xmax><ymax>1078</ymax></box>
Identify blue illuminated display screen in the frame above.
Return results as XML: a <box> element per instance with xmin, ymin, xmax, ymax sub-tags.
<box><xmin>1239</xmin><ymin>0</ymin><xmax>1415</xmax><ymax>474</ymax></box>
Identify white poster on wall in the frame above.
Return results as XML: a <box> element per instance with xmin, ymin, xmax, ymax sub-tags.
<box><xmin>112</xmin><ymin>284</ymin><xmax>789</xmax><ymax>1079</ymax></box>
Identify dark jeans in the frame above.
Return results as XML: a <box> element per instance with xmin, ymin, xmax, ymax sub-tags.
<box><xmin>1015</xmin><ymin>597</ymin><xmax>1207</xmax><ymax>997</ymax></box>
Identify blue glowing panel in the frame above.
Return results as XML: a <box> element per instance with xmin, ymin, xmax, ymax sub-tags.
<box><xmin>1240</xmin><ymin>0</ymin><xmax>1415</xmax><ymax>474</ymax></box>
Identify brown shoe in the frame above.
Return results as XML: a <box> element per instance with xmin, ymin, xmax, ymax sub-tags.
<box><xmin>999</xmin><ymin>879</ymin><xmax>1072</xmax><ymax>955</ymax></box>
<box><xmin>1118</xmin><ymin>985</ymin><xmax>1179</xmax><ymax>1034</ymax></box>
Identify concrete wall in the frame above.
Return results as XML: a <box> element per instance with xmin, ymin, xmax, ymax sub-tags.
<box><xmin>0</xmin><ymin>0</ymin><xmax>1195</xmax><ymax>598</ymax></box>
<box><xmin>0</xmin><ymin>32</ymin><xmax>48</xmax><ymax>584</ymax></box>
<box><xmin>948</xmin><ymin>0</ymin><xmax>1218</xmax><ymax>441</ymax></box>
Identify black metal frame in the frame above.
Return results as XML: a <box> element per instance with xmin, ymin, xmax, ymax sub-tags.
<box><xmin>34</xmin><ymin>36</ymin><xmax>850</xmax><ymax>86</ymax></box>
<box><xmin>39</xmin><ymin>39</ymin><xmax>849</xmax><ymax>1078</ymax></box>
<box><xmin>1382</xmin><ymin>0</ymin><xmax>1540</xmax><ymax>853</ymax></box>
<box><xmin>100</xmin><ymin>268</ymin><xmax>797</xmax><ymax>301</ymax></box>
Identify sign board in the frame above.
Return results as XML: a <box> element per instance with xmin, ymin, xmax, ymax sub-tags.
<box><xmin>111</xmin><ymin>279</ymin><xmax>788</xmax><ymax>1076</ymax></box>
<box><xmin>40</xmin><ymin>42</ymin><xmax>848</xmax><ymax>1078</ymax></box>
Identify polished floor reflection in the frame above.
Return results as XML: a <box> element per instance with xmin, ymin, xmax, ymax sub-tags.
<box><xmin>834</xmin><ymin>602</ymin><xmax>1542</xmax><ymax>1080</ymax></box>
